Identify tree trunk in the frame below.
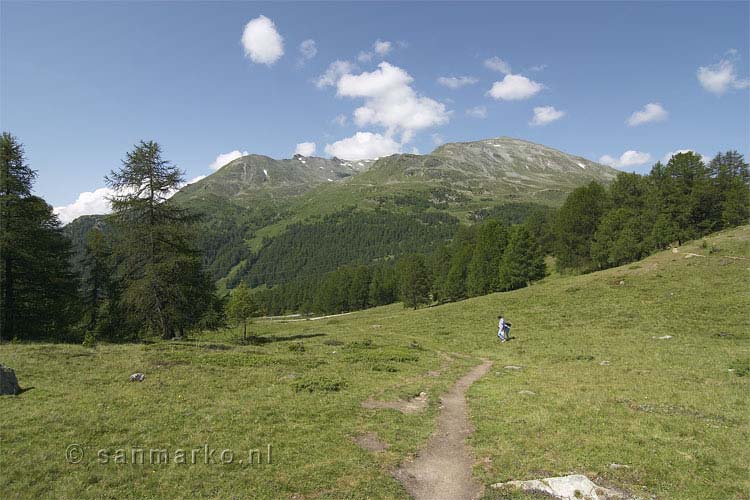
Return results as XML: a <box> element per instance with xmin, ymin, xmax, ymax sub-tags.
<box><xmin>243</xmin><ymin>321</ymin><xmax>247</xmax><ymax>340</ymax></box>
<box><xmin>1</xmin><ymin>255</ymin><xmax>13</xmax><ymax>342</ymax></box>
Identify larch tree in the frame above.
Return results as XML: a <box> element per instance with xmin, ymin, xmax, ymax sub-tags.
<box><xmin>105</xmin><ymin>140</ymin><xmax>213</xmax><ymax>339</ymax></box>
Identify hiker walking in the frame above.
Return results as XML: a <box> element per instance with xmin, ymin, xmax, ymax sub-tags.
<box><xmin>497</xmin><ymin>314</ymin><xmax>511</xmax><ymax>342</ymax></box>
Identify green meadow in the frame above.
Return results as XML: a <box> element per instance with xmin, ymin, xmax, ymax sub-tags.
<box><xmin>2</xmin><ymin>226</ymin><xmax>748</xmax><ymax>499</ymax></box>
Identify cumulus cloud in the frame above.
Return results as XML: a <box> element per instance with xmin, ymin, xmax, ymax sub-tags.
<box><xmin>298</xmin><ymin>39</ymin><xmax>317</xmax><ymax>61</ymax></box>
<box><xmin>488</xmin><ymin>74</ymin><xmax>543</xmax><ymax>101</ymax></box>
<box><xmin>530</xmin><ymin>105</ymin><xmax>565</xmax><ymax>126</ymax></box>
<box><xmin>437</xmin><ymin>76</ymin><xmax>479</xmax><ymax>89</ymax></box>
<box><xmin>599</xmin><ymin>150</ymin><xmax>652</xmax><ymax>169</ymax></box>
<box><xmin>295</xmin><ymin>142</ymin><xmax>316</xmax><ymax>156</ymax></box>
<box><xmin>210</xmin><ymin>150</ymin><xmax>249</xmax><ymax>170</ymax></box>
<box><xmin>54</xmin><ymin>187</ymin><xmax>115</xmax><ymax>225</ymax></box>
<box><xmin>324</xmin><ymin>132</ymin><xmax>401</xmax><ymax>160</ymax></box>
<box><xmin>627</xmin><ymin>102</ymin><xmax>668</xmax><ymax>126</ymax></box>
<box><xmin>484</xmin><ymin>56</ymin><xmax>512</xmax><ymax>74</ymax></box>
<box><xmin>337</xmin><ymin>62</ymin><xmax>449</xmax><ymax>142</ymax></box>
<box><xmin>466</xmin><ymin>106</ymin><xmax>487</xmax><ymax>119</ymax></box>
<box><xmin>373</xmin><ymin>39</ymin><xmax>392</xmax><ymax>56</ymax></box>
<box><xmin>357</xmin><ymin>39</ymin><xmax>394</xmax><ymax>64</ymax></box>
<box><xmin>697</xmin><ymin>52</ymin><xmax>750</xmax><ymax>95</ymax></box>
<box><xmin>241</xmin><ymin>15</ymin><xmax>284</xmax><ymax>65</ymax></box>
<box><xmin>315</xmin><ymin>60</ymin><xmax>357</xmax><ymax>88</ymax></box>
<box><xmin>54</xmin><ymin>175</ymin><xmax>206</xmax><ymax>225</ymax></box>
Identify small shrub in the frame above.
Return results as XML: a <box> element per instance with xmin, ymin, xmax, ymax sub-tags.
<box><xmin>729</xmin><ymin>359</ymin><xmax>750</xmax><ymax>377</ymax></box>
<box><xmin>348</xmin><ymin>339</ymin><xmax>374</xmax><ymax>348</ymax></box>
<box><xmin>293</xmin><ymin>375</ymin><xmax>346</xmax><ymax>393</ymax></box>
<box><xmin>288</xmin><ymin>342</ymin><xmax>305</xmax><ymax>352</ymax></box>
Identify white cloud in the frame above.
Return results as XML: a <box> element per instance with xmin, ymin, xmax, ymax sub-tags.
<box><xmin>54</xmin><ymin>187</ymin><xmax>114</xmax><ymax>224</ymax></box>
<box><xmin>298</xmin><ymin>39</ymin><xmax>317</xmax><ymax>60</ymax></box>
<box><xmin>373</xmin><ymin>39</ymin><xmax>392</xmax><ymax>56</ymax></box>
<box><xmin>437</xmin><ymin>76</ymin><xmax>479</xmax><ymax>89</ymax></box>
<box><xmin>466</xmin><ymin>106</ymin><xmax>487</xmax><ymax>119</ymax></box>
<box><xmin>333</xmin><ymin>114</ymin><xmax>348</xmax><ymax>126</ymax></box>
<box><xmin>315</xmin><ymin>60</ymin><xmax>357</xmax><ymax>88</ymax></box>
<box><xmin>530</xmin><ymin>105</ymin><xmax>565</xmax><ymax>126</ymax></box>
<box><xmin>599</xmin><ymin>150</ymin><xmax>652</xmax><ymax>169</ymax></box>
<box><xmin>295</xmin><ymin>142</ymin><xmax>316</xmax><ymax>156</ymax></box>
<box><xmin>210</xmin><ymin>150</ymin><xmax>249</xmax><ymax>170</ymax></box>
<box><xmin>484</xmin><ymin>57</ymin><xmax>512</xmax><ymax>74</ymax></box>
<box><xmin>627</xmin><ymin>102</ymin><xmax>668</xmax><ymax>126</ymax></box>
<box><xmin>324</xmin><ymin>132</ymin><xmax>401</xmax><ymax>160</ymax></box>
<box><xmin>697</xmin><ymin>53</ymin><xmax>750</xmax><ymax>95</ymax></box>
<box><xmin>488</xmin><ymin>74</ymin><xmax>543</xmax><ymax>101</ymax></box>
<box><xmin>53</xmin><ymin>175</ymin><xmax>207</xmax><ymax>225</ymax></box>
<box><xmin>357</xmin><ymin>51</ymin><xmax>373</xmax><ymax>63</ymax></box>
<box><xmin>337</xmin><ymin>62</ymin><xmax>449</xmax><ymax>142</ymax></box>
<box><xmin>241</xmin><ymin>15</ymin><xmax>284</xmax><ymax>65</ymax></box>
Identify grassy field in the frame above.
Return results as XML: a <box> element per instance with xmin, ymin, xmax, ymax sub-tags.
<box><xmin>1</xmin><ymin>226</ymin><xmax>748</xmax><ymax>499</ymax></box>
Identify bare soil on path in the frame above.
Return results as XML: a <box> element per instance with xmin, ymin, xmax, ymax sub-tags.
<box><xmin>394</xmin><ymin>359</ymin><xmax>493</xmax><ymax>500</ymax></box>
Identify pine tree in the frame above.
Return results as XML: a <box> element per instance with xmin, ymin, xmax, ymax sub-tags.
<box><xmin>554</xmin><ymin>181</ymin><xmax>608</xmax><ymax>271</ymax></box>
<box><xmin>467</xmin><ymin>220</ymin><xmax>508</xmax><ymax>296</ymax></box>
<box><xmin>709</xmin><ymin>151</ymin><xmax>750</xmax><ymax>228</ymax></box>
<box><xmin>105</xmin><ymin>140</ymin><xmax>213</xmax><ymax>339</ymax></box>
<box><xmin>368</xmin><ymin>263</ymin><xmax>397</xmax><ymax>307</ymax></box>
<box><xmin>0</xmin><ymin>132</ymin><xmax>80</xmax><ymax>341</ymax></box>
<box><xmin>498</xmin><ymin>226</ymin><xmax>545</xmax><ymax>291</ymax></box>
<box><xmin>397</xmin><ymin>254</ymin><xmax>431</xmax><ymax>309</ymax></box>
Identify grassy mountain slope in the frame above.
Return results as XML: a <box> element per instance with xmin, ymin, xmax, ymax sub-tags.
<box><xmin>4</xmin><ymin>226</ymin><xmax>747</xmax><ymax>498</ymax></box>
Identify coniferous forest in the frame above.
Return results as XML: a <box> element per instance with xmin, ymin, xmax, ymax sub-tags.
<box><xmin>1</xmin><ymin>133</ymin><xmax>748</xmax><ymax>342</ymax></box>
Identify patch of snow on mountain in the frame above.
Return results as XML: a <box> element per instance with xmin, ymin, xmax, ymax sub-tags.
<box><xmin>577</xmin><ymin>162</ymin><xmax>586</xmax><ymax>169</ymax></box>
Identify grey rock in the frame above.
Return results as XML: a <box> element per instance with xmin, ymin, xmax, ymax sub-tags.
<box><xmin>0</xmin><ymin>364</ymin><xmax>21</xmax><ymax>395</ymax></box>
<box><xmin>129</xmin><ymin>373</ymin><xmax>145</xmax><ymax>382</ymax></box>
<box><xmin>519</xmin><ymin>390</ymin><xmax>536</xmax><ymax>396</ymax></box>
<box><xmin>504</xmin><ymin>365</ymin><xmax>523</xmax><ymax>370</ymax></box>
<box><xmin>492</xmin><ymin>474</ymin><xmax>628</xmax><ymax>499</ymax></box>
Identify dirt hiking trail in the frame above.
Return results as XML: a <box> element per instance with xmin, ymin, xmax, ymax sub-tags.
<box><xmin>394</xmin><ymin>359</ymin><xmax>493</xmax><ymax>500</ymax></box>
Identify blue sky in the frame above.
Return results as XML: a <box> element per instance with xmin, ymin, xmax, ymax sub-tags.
<box><xmin>2</xmin><ymin>1</ymin><xmax>748</xmax><ymax>222</ymax></box>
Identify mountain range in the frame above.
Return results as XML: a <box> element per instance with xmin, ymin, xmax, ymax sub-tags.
<box><xmin>67</xmin><ymin>137</ymin><xmax>620</xmax><ymax>290</ymax></box>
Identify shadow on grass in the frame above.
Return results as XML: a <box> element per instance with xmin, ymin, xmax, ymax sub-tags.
<box><xmin>240</xmin><ymin>333</ymin><xmax>327</xmax><ymax>345</ymax></box>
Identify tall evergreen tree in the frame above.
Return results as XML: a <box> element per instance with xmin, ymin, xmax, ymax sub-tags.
<box><xmin>708</xmin><ymin>151</ymin><xmax>750</xmax><ymax>228</ymax></box>
<box><xmin>498</xmin><ymin>226</ymin><xmax>545</xmax><ymax>291</ymax></box>
<box><xmin>554</xmin><ymin>181</ymin><xmax>608</xmax><ymax>271</ymax></box>
<box><xmin>397</xmin><ymin>254</ymin><xmax>431</xmax><ymax>309</ymax></box>
<box><xmin>105</xmin><ymin>140</ymin><xmax>213</xmax><ymax>339</ymax></box>
<box><xmin>0</xmin><ymin>132</ymin><xmax>80</xmax><ymax>341</ymax></box>
<box><xmin>467</xmin><ymin>220</ymin><xmax>508</xmax><ymax>296</ymax></box>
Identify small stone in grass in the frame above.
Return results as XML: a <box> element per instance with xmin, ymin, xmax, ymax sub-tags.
<box><xmin>653</xmin><ymin>335</ymin><xmax>673</xmax><ymax>340</ymax></box>
<box><xmin>599</xmin><ymin>360</ymin><xmax>610</xmax><ymax>366</ymax></box>
<box><xmin>518</xmin><ymin>390</ymin><xmax>536</xmax><ymax>396</ymax></box>
<box><xmin>504</xmin><ymin>365</ymin><xmax>522</xmax><ymax>370</ymax></box>
<box><xmin>609</xmin><ymin>463</ymin><xmax>630</xmax><ymax>470</ymax></box>
<box><xmin>129</xmin><ymin>373</ymin><xmax>145</xmax><ymax>382</ymax></box>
